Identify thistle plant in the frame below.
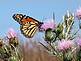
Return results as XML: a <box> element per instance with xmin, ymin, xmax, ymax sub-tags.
<box><xmin>57</xmin><ymin>39</ymin><xmax>74</xmax><ymax>61</ymax></box>
<box><xmin>0</xmin><ymin>28</ymin><xmax>23</xmax><ymax>61</ymax></box>
<box><xmin>39</xmin><ymin>9</ymin><xmax>81</xmax><ymax>61</ymax></box>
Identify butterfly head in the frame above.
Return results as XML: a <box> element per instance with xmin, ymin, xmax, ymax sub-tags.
<box><xmin>13</xmin><ymin>14</ymin><xmax>25</xmax><ymax>23</ymax></box>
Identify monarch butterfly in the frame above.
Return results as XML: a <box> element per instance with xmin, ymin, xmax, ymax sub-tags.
<box><xmin>12</xmin><ymin>14</ymin><xmax>43</xmax><ymax>38</ymax></box>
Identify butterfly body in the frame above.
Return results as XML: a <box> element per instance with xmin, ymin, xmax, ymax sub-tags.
<box><xmin>13</xmin><ymin>14</ymin><xmax>43</xmax><ymax>38</ymax></box>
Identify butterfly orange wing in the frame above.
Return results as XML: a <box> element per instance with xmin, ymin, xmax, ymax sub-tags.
<box><xmin>20</xmin><ymin>16</ymin><xmax>39</xmax><ymax>38</ymax></box>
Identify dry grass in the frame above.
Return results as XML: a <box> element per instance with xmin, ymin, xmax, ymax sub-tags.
<box><xmin>22</xmin><ymin>40</ymin><xmax>60</xmax><ymax>61</ymax></box>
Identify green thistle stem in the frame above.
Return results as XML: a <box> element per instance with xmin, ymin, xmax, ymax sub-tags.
<box><xmin>39</xmin><ymin>42</ymin><xmax>51</xmax><ymax>51</ymax></box>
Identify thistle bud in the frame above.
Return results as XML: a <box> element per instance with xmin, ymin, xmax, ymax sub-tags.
<box><xmin>45</xmin><ymin>28</ymin><xmax>56</xmax><ymax>42</ymax></box>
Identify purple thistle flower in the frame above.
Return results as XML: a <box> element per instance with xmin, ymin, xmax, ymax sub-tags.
<box><xmin>75</xmin><ymin>7</ymin><xmax>81</xmax><ymax>20</ymax></box>
<box><xmin>40</xmin><ymin>19</ymin><xmax>56</xmax><ymax>31</ymax></box>
<box><xmin>7</xmin><ymin>28</ymin><xmax>17</xmax><ymax>38</ymax></box>
<box><xmin>57</xmin><ymin>39</ymin><xmax>73</xmax><ymax>51</ymax></box>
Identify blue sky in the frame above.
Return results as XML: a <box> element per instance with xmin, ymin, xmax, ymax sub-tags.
<box><xmin>0</xmin><ymin>0</ymin><xmax>81</xmax><ymax>37</ymax></box>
